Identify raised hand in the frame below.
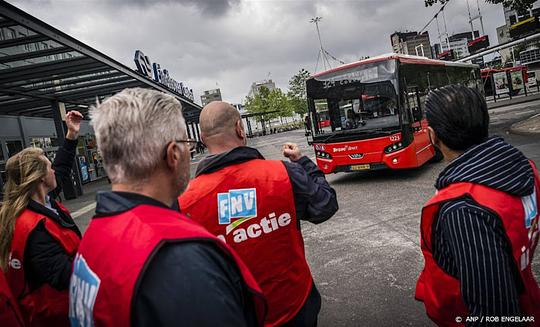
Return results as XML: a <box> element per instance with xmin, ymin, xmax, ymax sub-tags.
<box><xmin>282</xmin><ymin>142</ymin><xmax>302</xmax><ymax>162</ymax></box>
<box><xmin>65</xmin><ymin>110</ymin><xmax>83</xmax><ymax>140</ymax></box>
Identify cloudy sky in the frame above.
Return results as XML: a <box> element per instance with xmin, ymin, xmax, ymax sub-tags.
<box><xmin>9</xmin><ymin>0</ymin><xmax>507</xmax><ymax>105</ymax></box>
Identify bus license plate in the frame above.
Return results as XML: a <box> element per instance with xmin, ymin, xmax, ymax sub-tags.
<box><xmin>350</xmin><ymin>164</ymin><xmax>370</xmax><ymax>171</ymax></box>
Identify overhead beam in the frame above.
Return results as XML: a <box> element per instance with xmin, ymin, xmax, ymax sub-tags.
<box><xmin>0</xmin><ymin>46</ymin><xmax>71</xmax><ymax>64</ymax></box>
<box><xmin>49</xmin><ymin>75</ymin><xmax>135</xmax><ymax>95</ymax></box>
<box><xmin>2</xmin><ymin>66</ymin><xmax>115</xmax><ymax>89</ymax></box>
<box><xmin>0</xmin><ymin>34</ymin><xmax>49</xmax><ymax>48</ymax></box>
<box><xmin>18</xmin><ymin>70</ymin><xmax>123</xmax><ymax>92</ymax></box>
<box><xmin>0</xmin><ymin>98</ymin><xmax>50</xmax><ymax>113</ymax></box>
<box><xmin>60</xmin><ymin>80</ymin><xmax>143</xmax><ymax>101</ymax></box>
<box><xmin>0</xmin><ymin>19</ymin><xmax>17</xmax><ymax>28</ymax></box>
<box><xmin>0</xmin><ymin>57</ymin><xmax>104</xmax><ymax>84</ymax></box>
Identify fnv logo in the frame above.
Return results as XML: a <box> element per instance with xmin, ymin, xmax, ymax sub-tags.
<box><xmin>69</xmin><ymin>254</ymin><xmax>100</xmax><ymax>327</ymax></box>
<box><xmin>218</xmin><ymin>188</ymin><xmax>257</xmax><ymax>224</ymax></box>
<box><xmin>522</xmin><ymin>189</ymin><xmax>538</xmax><ymax>229</ymax></box>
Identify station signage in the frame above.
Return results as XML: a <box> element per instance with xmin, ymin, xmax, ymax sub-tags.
<box><xmin>134</xmin><ymin>50</ymin><xmax>194</xmax><ymax>102</ymax></box>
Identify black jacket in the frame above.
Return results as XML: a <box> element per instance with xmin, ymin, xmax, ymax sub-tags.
<box><xmin>432</xmin><ymin>137</ymin><xmax>535</xmax><ymax>323</ymax></box>
<box><xmin>93</xmin><ymin>191</ymin><xmax>259</xmax><ymax>327</ymax></box>
<box><xmin>192</xmin><ymin>146</ymin><xmax>337</xmax><ymax>326</ymax></box>
<box><xmin>24</xmin><ymin>138</ymin><xmax>81</xmax><ymax>291</ymax></box>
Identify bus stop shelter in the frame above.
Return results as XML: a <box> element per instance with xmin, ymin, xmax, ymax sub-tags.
<box><xmin>0</xmin><ymin>1</ymin><xmax>202</xmax><ymax>198</ymax></box>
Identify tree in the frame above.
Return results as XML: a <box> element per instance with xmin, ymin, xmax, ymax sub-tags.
<box><xmin>244</xmin><ymin>87</ymin><xmax>292</xmax><ymax>123</ymax></box>
<box><xmin>424</xmin><ymin>0</ymin><xmax>536</xmax><ymax>15</ymax></box>
<box><xmin>287</xmin><ymin>69</ymin><xmax>311</xmax><ymax>115</ymax></box>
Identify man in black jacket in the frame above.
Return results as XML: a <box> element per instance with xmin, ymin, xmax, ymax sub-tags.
<box><xmin>415</xmin><ymin>85</ymin><xmax>540</xmax><ymax>325</ymax></box>
<box><xmin>179</xmin><ymin>101</ymin><xmax>338</xmax><ymax>326</ymax></box>
<box><xmin>69</xmin><ymin>88</ymin><xmax>264</xmax><ymax>327</ymax></box>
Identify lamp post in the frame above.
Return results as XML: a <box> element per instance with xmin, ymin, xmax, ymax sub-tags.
<box><xmin>310</xmin><ymin>16</ymin><xmax>331</xmax><ymax>71</ymax></box>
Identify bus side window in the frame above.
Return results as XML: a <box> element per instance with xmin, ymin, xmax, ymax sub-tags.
<box><xmin>406</xmin><ymin>87</ymin><xmax>423</xmax><ymax>123</ymax></box>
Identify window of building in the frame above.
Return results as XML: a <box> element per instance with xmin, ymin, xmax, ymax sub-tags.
<box><xmin>6</xmin><ymin>140</ymin><xmax>23</xmax><ymax>157</ymax></box>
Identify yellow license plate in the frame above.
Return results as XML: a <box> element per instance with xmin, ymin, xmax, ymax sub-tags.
<box><xmin>350</xmin><ymin>164</ymin><xmax>370</xmax><ymax>171</ymax></box>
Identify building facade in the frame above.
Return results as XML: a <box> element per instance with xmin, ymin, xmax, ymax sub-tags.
<box><xmin>390</xmin><ymin>31</ymin><xmax>433</xmax><ymax>58</ymax></box>
<box><xmin>248</xmin><ymin>79</ymin><xmax>276</xmax><ymax>98</ymax></box>
<box><xmin>439</xmin><ymin>31</ymin><xmax>480</xmax><ymax>59</ymax></box>
<box><xmin>200</xmin><ymin>88</ymin><xmax>222</xmax><ymax>106</ymax></box>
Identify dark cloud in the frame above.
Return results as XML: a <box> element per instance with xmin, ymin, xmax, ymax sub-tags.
<box><xmin>113</xmin><ymin>0</ymin><xmax>240</xmax><ymax>16</ymax></box>
<box><xmin>7</xmin><ymin>0</ymin><xmax>507</xmax><ymax>104</ymax></box>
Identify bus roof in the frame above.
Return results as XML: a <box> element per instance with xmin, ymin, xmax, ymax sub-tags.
<box><xmin>310</xmin><ymin>53</ymin><xmax>479</xmax><ymax>79</ymax></box>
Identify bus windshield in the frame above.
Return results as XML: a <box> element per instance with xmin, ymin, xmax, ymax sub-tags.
<box><xmin>306</xmin><ymin>59</ymin><xmax>401</xmax><ymax>135</ymax></box>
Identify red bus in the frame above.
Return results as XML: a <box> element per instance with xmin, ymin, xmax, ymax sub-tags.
<box><xmin>306</xmin><ymin>53</ymin><xmax>481</xmax><ymax>174</ymax></box>
<box><xmin>481</xmin><ymin>66</ymin><xmax>528</xmax><ymax>97</ymax></box>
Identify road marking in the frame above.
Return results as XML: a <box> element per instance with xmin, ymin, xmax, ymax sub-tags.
<box><xmin>71</xmin><ymin>203</ymin><xmax>96</xmax><ymax>219</ymax></box>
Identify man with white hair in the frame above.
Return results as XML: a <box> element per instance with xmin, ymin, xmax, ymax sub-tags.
<box><xmin>68</xmin><ymin>88</ymin><xmax>266</xmax><ymax>327</ymax></box>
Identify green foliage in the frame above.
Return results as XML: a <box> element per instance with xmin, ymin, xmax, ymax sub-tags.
<box><xmin>424</xmin><ymin>0</ymin><xmax>535</xmax><ymax>14</ymax></box>
<box><xmin>244</xmin><ymin>87</ymin><xmax>292</xmax><ymax>122</ymax></box>
<box><xmin>287</xmin><ymin>68</ymin><xmax>311</xmax><ymax>115</ymax></box>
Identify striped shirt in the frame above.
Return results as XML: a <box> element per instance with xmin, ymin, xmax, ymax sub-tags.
<box><xmin>432</xmin><ymin>137</ymin><xmax>535</xmax><ymax>324</ymax></box>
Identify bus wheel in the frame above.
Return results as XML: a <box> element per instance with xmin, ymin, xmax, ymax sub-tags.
<box><xmin>429</xmin><ymin>146</ymin><xmax>444</xmax><ymax>163</ymax></box>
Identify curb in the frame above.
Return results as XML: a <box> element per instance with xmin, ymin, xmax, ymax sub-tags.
<box><xmin>487</xmin><ymin>92</ymin><xmax>540</xmax><ymax>110</ymax></box>
<box><xmin>509</xmin><ymin>114</ymin><xmax>540</xmax><ymax>136</ymax></box>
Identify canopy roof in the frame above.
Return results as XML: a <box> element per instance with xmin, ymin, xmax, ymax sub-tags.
<box><xmin>0</xmin><ymin>1</ymin><xmax>201</xmax><ymax>122</ymax></box>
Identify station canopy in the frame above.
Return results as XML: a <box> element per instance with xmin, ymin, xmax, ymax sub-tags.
<box><xmin>0</xmin><ymin>1</ymin><xmax>201</xmax><ymax>122</ymax></box>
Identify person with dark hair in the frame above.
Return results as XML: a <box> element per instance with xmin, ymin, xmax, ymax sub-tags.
<box><xmin>415</xmin><ymin>85</ymin><xmax>540</xmax><ymax>325</ymax></box>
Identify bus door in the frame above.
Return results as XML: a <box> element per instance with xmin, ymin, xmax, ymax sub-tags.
<box><xmin>406</xmin><ymin>87</ymin><xmax>432</xmax><ymax>164</ymax></box>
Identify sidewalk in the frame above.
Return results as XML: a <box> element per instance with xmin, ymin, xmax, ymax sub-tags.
<box><xmin>510</xmin><ymin>114</ymin><xmax>540</xmax><ymax>136</ymax></box>
<box><xmin>61</xmin><ymin>151</ymin><xmax>208</xmax><ymax>218</ymax></box>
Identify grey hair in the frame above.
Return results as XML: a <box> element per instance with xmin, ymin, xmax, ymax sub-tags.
<box><xmin>90</xmin><ymin>88</ymin><xmax>187</xmax><ymax>183</ymax></box>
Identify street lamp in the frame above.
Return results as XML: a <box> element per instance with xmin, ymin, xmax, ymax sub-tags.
<box><xmin>310</xmin><ymin>16</ymin><xmax>331</xmax><ymax>71</ymax></box>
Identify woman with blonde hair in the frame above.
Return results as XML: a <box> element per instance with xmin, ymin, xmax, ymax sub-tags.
<box><xmin>0</xmin><ymin>111</ymin><xmax>83</xmax><ymax>326</ymax></box>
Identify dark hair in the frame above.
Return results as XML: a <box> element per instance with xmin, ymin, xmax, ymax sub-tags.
<box><xmin>425</xmin><ymin>85</ymin><xmax>489</xmax><ymax>151</ymax></box>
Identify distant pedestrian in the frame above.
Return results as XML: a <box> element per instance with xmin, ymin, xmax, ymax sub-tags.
<box><xmin>0</xmin><ymin>110</ymin><xmax>83</xmax><ymax>327</ymax></box>
<box><xmin>304</xmin><ymin>115</ymin><xmax>311</xmax><ymax>132</ymax></box>
<box><xmin>69</xmin><ymin>88</ymin><xmax>266</xmax><ymax>327</ymax></box>
<box><xmin>179</xmin><ymin>101</ymin><xmax>338</xmax><ymax>327</ymax></box>
<box><xmin>415</xmin><ymin>85</ymin><xmax>540</xmax><ymax>325</ymax></box>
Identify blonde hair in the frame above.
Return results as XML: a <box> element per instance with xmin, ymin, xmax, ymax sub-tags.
<box><xmin>0</xmin><ymin>148</ymin><xmax>48</xmax><ymax>271</ymax></box>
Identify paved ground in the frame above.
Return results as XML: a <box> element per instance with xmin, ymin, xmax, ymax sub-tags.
<box><xmin>63</xmin><ymin>101</ymin><xmax>540</xmax><ymax>326</ymax></box>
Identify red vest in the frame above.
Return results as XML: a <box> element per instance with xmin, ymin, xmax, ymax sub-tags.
<box><xmin>69</xmin><ymin>204</ymin><xmax>266</xmax><ymax>327</ymax></box>
<box><xmin>0</xmin><ymin>268</ymin><xmax>25</xmax><ymax>327</ymax></box>
<box><xmin>416</xmin><ymin>161</ymin><xmax>540</xmax><ymax>326</ymax></box>
<box><xmin>180</xmin><ymin>159</ymin><xmax>313</xmax><ymax>326</ymax></box>
<box><xmin>7</xmin><ymin>202</ymin><xmax>80</xmax><ymax>327</ymax></box>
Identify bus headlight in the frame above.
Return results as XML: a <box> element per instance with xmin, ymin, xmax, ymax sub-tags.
<box><xmin>316</xmin><ymin>151</ymin><xmax>333</xmax><ymax>159</ymax></box>
<box><xmin>384</xmin><ymin>142</ymin><xmax>404</xmax><ymax>154</ymax></box>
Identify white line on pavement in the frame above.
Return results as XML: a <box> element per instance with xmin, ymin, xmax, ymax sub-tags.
<box><xmin>71</xmin><ymin>203</ymin><xmax>96</xmax><ymax>219</ymax></box>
